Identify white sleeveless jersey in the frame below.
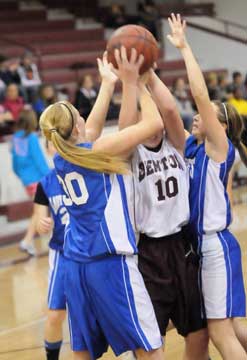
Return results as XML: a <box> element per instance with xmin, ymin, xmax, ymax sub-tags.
<box><xmin>131</xmin><ymin>138</ymin><xmax>190</xmax><ymax>237</ymax></box>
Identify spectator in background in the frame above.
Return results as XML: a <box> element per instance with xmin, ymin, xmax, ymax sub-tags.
<box><xmin>74</xmin><ymin>74</ymin><xmax>97</xmax><ymax>119</ymax></box>
<box><xmin>227</xmin><ymin>71</ymin><xmax>244</xmax><ymax>96</ymax></box>
<box><xmin>218</xmin><ymin>74</ymin><xmax>229</xmax><ymax>102</ymax></box>
<box><xmin>2</xmin><ymin>83</ymin><xmax>25</xmax><ymax>121</ymax></box>
<box><xmin>33</xmin><ymin>84</ymin><xmax>57</xmax><ymax>118</ymax></box>
<box><xmin>206</xmin><ymin>72</ymin><xmax>220</xmax><ymax>100</ymax></box>
<box><xmin>11</xmin><ymin>108</ymin><xmax>50</xmax><ymax>255</ymax></box>
<box><xmin>172</xmin><ymin>77</ymin><xmax>195</xmax><ymax>130</ymax></box>
<box><xmin>0</xmin><ymin>56</ymin><xmax>20</xmax><ymax>101</ymax></box>
<box><xmin>138</xmin><ymin>0</ymin><xmax>158</xmax><ymax>38</ymax></box>
<box><xmin>105</xmin><ymin>4</ymin><xmax>127</xmax><ymax>28</ymax></box>
<box><xmin>18</xmin><ymin>51</ymin><xmax>41</xmax><ymax>103</ymax></box>
<box><xmin>228</xmin><ymin>86</ymin><xmax>247</xmax><ymax>117</ymax></box>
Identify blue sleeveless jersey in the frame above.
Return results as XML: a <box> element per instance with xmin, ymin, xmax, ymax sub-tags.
<box><xmin>53</xmin><ymin>143</ymin><xmax>136</xmax><ymax>262</ymax></box>
<box><xmin>41</xmin><ymin>169</ymin><xmax>69</xmax><ymax>251</ymax></box>
<box><xmin>185</xmin><ymin>135</ymin><xmax>235</xmax><ymax>237</ymax></box>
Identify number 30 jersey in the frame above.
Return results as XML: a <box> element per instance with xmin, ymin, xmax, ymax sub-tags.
<box><xmin>131</xmin><ymin>137</ymin><xmax>190</xmax><ymax>237</ymax></box>
<box><xmin>54</xmin><ymin>143</ymin><xmax>136</xmax><ymax>263</ymax></box>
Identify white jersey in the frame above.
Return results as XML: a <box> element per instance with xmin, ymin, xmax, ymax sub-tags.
<box><xmin>131</xmin><ymin>138</ymin><xmax>190</xmax><ymax>237</ymax></box>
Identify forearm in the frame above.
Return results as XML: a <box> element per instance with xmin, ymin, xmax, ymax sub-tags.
<box><xmin>148</xmin><ymin>72</ymin><xmax>185</xmax><ymax>151</ymax></box>
<box><xmin>86</xmin><ymin>80</ymin><xmax>115</xmax><ymax>137</ymax></box>
<box><xmin>139</xmin><ymin>87</ymin><xmax>163</xmax><ymax>134</ymax></box>
<box><xmin>180</xmin><ymin>43</ymin><xmax>209</xmax><ymax>102</ymax></box>
<box><xmin>118</xmin><ymin>81</ymin><xmax>138</xmax><ymax>130</ymax></box>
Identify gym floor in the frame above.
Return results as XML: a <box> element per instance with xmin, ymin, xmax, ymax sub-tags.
<box><xmin>0</xmin><ymin>187</ymin><xmax>246</xmax><ymax>360</ymax></box>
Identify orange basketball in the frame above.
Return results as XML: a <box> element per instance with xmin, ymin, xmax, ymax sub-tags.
<box><xmin>106</xmin><ymin>24</ymin><xmax>159</xmax><ymax>75</ymax></box>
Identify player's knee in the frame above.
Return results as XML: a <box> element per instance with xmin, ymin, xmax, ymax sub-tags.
<box><xmin>135</xmin><ymin>347</ymin><xmax>163</xmax><ymax>360</ymax></box>
<box><xmin>185</xmin><ymin>329</ymin><xmax>209</xmax><ymax>354</ymax></box>
<box><xmin>47</xmin><ymin>310</ymin><xmax>66</xmax><ymax>327</ymax></box>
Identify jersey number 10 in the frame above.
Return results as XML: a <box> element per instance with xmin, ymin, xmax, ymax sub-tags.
<box><xmin>155</xmin><ymin>176</ymin><xmax>178</xmax><ymax>201</ymax></box>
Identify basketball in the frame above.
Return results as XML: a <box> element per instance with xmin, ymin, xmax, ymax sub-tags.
<box><xmin>106</xmin><ymin>24</ymin><xmax>159</xmax><ymax>74</ymax></box>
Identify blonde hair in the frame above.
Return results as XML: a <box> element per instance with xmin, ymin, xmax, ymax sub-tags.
<box><xmin>39</xmin><ymin>101</ymin><xmax>128</xmax><ymax>174</ymax></box>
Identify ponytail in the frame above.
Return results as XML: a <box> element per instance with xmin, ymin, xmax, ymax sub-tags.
<box><xmin>40</xmin><ymin>101</ymin><xmax>128</xmax><ymax>175</ymax></box>
<box><xmin>236</xmin><ymin>141</ymin><xmax>247</xmax><ymax>167</ymax></box>
<box><xmin>214</xmin><ymin>101</ymin><xmax>247</xmax><ymax>168</ymax></box>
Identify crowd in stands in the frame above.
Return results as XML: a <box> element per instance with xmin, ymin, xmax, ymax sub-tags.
<box><xmin>173</xmin><ymin>71</ymin><xmax>247</xmax><ymax>131</ymax></box>
<box><xmin>0</xmin><ymin>50</ymin><xmax>121</xmax><ymax>137</ymax></box>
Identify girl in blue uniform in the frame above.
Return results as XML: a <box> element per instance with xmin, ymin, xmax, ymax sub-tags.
<box><xmin>39</xmin><ymin>48</ymin><xmax>164</xmax><ymax>360</ymax></box>
<box><xmin>167</xmin><ymin>13</ymin><xmax>247</xmax><ymax>360</ymax></box>
<box><xmin>34</xmin><ymin>54</ymin><xmax>125</xmax><ymax>360</ymax></box>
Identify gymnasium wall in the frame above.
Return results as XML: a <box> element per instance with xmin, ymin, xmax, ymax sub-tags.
<box><xmin>161</xmin><ymin>18</ymin><xmax>247</xmax><ymax>75</ymax></box>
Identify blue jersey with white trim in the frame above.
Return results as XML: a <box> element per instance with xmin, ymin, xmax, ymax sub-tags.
<box><xmin>54</xmin><ymin>143</ymin><xmax>136</xmax><ymax>262</ymax></box>
<box><xmin>185</xmin><ymin>135</ymin><xmax>235</xmax><ymax>236</ymax></box>
<box><xmin>41</xmin><ymin>169</ymin><xmax>69</xmax><ymax>251</ymax></box>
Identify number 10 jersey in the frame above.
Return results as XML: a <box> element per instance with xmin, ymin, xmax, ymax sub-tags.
<box><xmin>131</xmin><ymin>137</ymin><xmax>190</xmax><ymax>237</ymax></box>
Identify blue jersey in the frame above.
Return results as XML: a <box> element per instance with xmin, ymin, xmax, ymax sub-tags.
<box><xmin>54</xmin><ymin>143</ymin><xmax>136</xmax><ymax>262</ymax></box>
<box><xmin>41</xmin><ymin>169</ymin><xmax>69</xmax><ymax>251</ymax></box>
<box><xmin>185</xmin><ymin>135</ymin><xmax>235</xmax><ymax>237</ymax></box>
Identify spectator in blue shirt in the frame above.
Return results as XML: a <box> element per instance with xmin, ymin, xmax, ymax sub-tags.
<box><xmin>11</xmin><ymin>108</ymin><xmax>50</xmax><ymax>255</ymax></box>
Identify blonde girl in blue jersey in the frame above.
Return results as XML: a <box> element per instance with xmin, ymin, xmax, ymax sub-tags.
<box><xmin>34</xmin><ymin>53</ymin><xmax>121</xmax><ymax>360</ymax></box>
<box><xmin>39</xmin><ymin>49</ymin><xmax>165</xmax><ymax>360</ymax></box>
<box><xmin>167</xmin><ymin>13</ymin><xmax>247</xmax><ymax>360</ymax></box>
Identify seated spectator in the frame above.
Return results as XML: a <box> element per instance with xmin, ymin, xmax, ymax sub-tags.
<box><xmin>11</xmin><ymin>108</ymin><xmax>50</xmax><ymax>255</ymax></box>
<box><xmin>18</xmin><ymin>51</ymin><xmax>41</xmax><ymax>103</ymax></box>
<box><xmin>172</xmin><ymin>77</ymin><xmax>195</xmax><ymax>130</ymax></box>
<box><xmin>138</xmin><ymin>0</ymin><xmax>159</xmax><ymax>38</ymax></box>
<box><xmin>218</xmin><ymin>74</ymin><xmax>230</xmax><ymax>102</ymax></box>
<box><xmin>227</xmin><ymin>71</ymin><xmax>244</xmax><ymax>97</ymax></box>
<box><xmin>74</xmin><ymin>74</ymin><xmax>97</xmax><ymax>119</ymax></box>
<box><xmin>0</xmin><ymin>55</ymin><xmax>20</xmax><ymax>100</ymax></box>
<box><xmin>206</xmin><ymin>72</ymin><xmax>220</xmax><ymax>100</ymax></box>
<box><xmin>33</xmin><ymin>84</ymin><xmax>57</xmax><ymax>118</ymax></box>
<box><xmin>228</xmin><ymin>86</ymin><xmax>247</xmax><ymax>116</ymax></box>
<box><xmin>105</xmin><ymin>4</ymin><xmax>128</xmax><ymax>28</ymax></box>
<box><xmin>2</xmin><ymin>83</ymin><xmax>25</xmax><ymax>121</ymax></box>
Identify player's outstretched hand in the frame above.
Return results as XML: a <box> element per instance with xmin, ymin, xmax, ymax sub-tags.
<box><xmin>167</xmin><ymin>13</ymin><xmax>187</xmax><ymax>49</ymax></box>
<box><xmin>114</xmin><ymin>46</ymin><xmax>144</xmax><ymax>85</ymax></box>
<box><xmin>97</xmin><ymin>51</ymin><xmax>118</xmax><ymax>85</ymax></box>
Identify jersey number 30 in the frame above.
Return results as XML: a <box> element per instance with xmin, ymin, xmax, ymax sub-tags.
<box><xmin>155</xmin><ymin>177</ymin><xmax>178</xmax><ymax>201</ymax></box>
<box><xmin>57</xmin><ymin>172</ymin><xmax>89</xmax><ymax>206</ymax></box>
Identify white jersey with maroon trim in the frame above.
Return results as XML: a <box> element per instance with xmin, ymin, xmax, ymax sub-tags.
<box><xmin>131</xmin><ymin>137</ymin><xmax>190</xmax><ymax>237</ymax></box>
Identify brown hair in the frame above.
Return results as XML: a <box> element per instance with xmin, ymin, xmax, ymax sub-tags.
<box><xmin>39</xmin><ymin>101</ymin><xmax>128</xmax><ymax>174</ymax></box>
<box><xmin>17</xmin><ymin>109</ymin><xmax>38</xmax><ymax>136</ymax></box>
<box><xmin>214</xmin><ymin>100</ymin><xmax>247</xmax><ymax>167</ymax></box>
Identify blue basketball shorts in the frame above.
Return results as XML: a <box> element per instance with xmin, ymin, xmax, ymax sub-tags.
<box><xmin>65</xmin><ymin>255</ymin><xmax>162</xmax><ymax>359</ymax></box>
<box><xmin>200</xmin><ymin>229</ymin><xmax>246</xmax><ymax>319</ymax></box>
<box><xmin>47</xmin><ymin>249</ymin><xmax>66</xmax><ymax>310</ymax></box>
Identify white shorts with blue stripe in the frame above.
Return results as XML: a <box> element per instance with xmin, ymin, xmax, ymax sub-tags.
<box><xmin>200</xmin><ymin>229</ymin><xmax>246</xmax><ymax>319</ymax></box>
<box><xmin>48</xmin><ymin>249</ymin><xmax>66</xmax><ymax>310</ymax></box>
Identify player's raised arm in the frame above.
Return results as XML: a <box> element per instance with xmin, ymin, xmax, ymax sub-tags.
<box><xmin>93</xmin><ymin>50</ymin><xmax>163</xmax><ymax>158</ymax></box>
<box><xmin>148</xmin><ymin>69</ymin><xmax>185</xmax><ymax>154</ymax></box>
<box><xmin>85</xmin><ymin>52</ymin><xmax>118</xmax><ymax>142</ymax></box>
<box><xmin>167</xmin><ymin>13</ymin><xmax>228</xmax><ymax>161</ymax></box>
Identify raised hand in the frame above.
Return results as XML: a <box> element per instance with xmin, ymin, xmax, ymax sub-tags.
<box><xmin>167</xmin><ymin>13</ymin><xmax>187</xmax><ymax>49</ymax></box>
<box><xmin>97</xmin><ymin>51</ymin><xmax>118</xmax><ymax>84</ymax></box>
<box><xmin>114</xmin><ymin>46</ymin><xmax>144</xmax><ymax>85</ymax></box>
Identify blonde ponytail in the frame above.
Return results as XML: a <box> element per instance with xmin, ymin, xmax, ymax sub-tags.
<box><xmin>40</xmin><ymin>101</ymin><xmax>128</xmax><ymax>174</ymax></box>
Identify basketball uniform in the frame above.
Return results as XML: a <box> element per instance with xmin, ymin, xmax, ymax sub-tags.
<box><xmin>185</xmin><ymin>135</ymin><xmax>246</xmax><ymax>318</ymax></box>
<box><xmin>34</xmin><ymin>168</ymin><xmax>68</xmax><ymax>311</ymax></box>
<box><xmin>53</xmin><ymin>143</ymin><xmax>162</xmax><ymax>359</ymax></box>
<box><xmin>131</xmin><ymin>136</ymin><xmax>206</xmax><ymax>336</ymax></box>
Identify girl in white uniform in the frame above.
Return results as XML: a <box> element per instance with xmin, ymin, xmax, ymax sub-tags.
<box><xmin>167</xmin><ymin>13</ymin><xmax>247</xmax><ymax>359</ymax></box>
<box><xmin>117</xmin><ymin>53</ymin><xmax>209</xmax><ymax>358</ymax></box>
